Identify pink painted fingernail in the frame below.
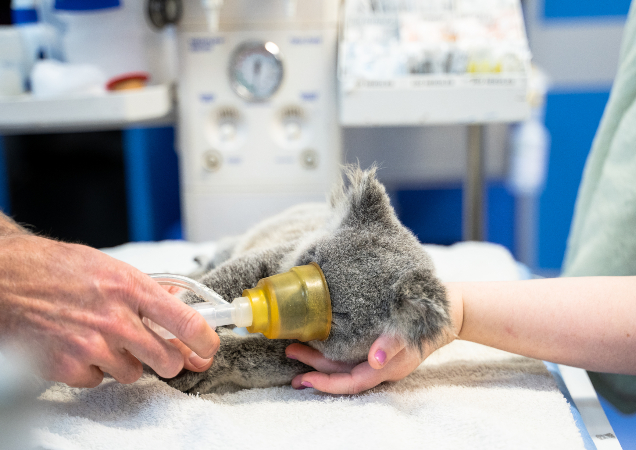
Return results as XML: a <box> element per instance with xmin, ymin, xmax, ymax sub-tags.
<box><xmin>375</xmin><ymin>349</ymin><xmax>387</xmax><ymax>365</ymax></box>
<box><xmin>295</xmin><ymin>385</ymin><xmax>307</xmax><ymax>390</ymax></box>
<box><xmin>287</xmin><ymin>354</ymin><xmax>298</xmax><ymax>360</ymax></box>
<box><xmin>301</xmin><ymin>381</ymin><xmax>313</xmax><ymax>388</ymax></box>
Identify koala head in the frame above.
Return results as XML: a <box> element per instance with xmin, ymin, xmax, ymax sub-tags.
<box><xmin>291</xmin><ymin>167</ymin><xmax>451</xmax><ymax>364</ymax></box>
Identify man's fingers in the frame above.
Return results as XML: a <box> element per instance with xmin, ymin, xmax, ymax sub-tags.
<box><xmin>292</xmin><ymin>363</ymin><xmax>386</xmax><ymax>395</ymax></box>
<box><xmin>98</xmin><ymin>349</ymin><xmax>144</xmax><ymax>385</ymax></box>
<box><xmin>169</xmin><ymin>338</ymin><xmax>214</xmax><ymax>372</ymax></box>
<box><xmin>160</xmin><ymin>285</ymin><xmax>181</xmax><ymax>296</ymax></box>
<box><xmin>124</xmin><ymin>325</ymin><xmax>186</xmax><ymax>378</ymax></box>
<box><xmin>367</xmin><ymin>334</ymin><xmax>406</xmax><ymax>370</ymax></box>
<box><xmin>53</xmin><ymin>359</ymin><xmax>104</xmax><ymax>389</ymax></box>
<box><xmin>72</xmin><ymin>365</ymin><xmax>105</xmax><ymax>389</ymax></box>
<box><xmin>137</xmin><ymin>276</ymin><xmax>220</xmax><ymax>360</ymax></box>
<box><xmin>286</xmin><ymin>343</ymin><xmax>356</xmax><ymax>374</ymax></box>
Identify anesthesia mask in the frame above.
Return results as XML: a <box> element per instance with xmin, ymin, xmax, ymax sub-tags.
<box><xmin>143</xmin><ymin>263</ymin><xmax>332</xmax><ymax>342</ymax></box>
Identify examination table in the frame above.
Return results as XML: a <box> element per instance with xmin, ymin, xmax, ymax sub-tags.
<box><xmin>19</xmin><ymin>240</ymin><xmax>620</xmax><ymax>449</ymax></box>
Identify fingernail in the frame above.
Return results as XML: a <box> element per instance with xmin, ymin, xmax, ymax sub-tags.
<box><xmin>287</xmin><ymin>354</ymin><xmax>298</xmax><ymax>360</ymax></box>
<box><xmin>375</xmin><ymin>349</ymin><xmax>387</xmax><ymax>365</ymax></box>
<box><xmin>189</xmin><ymin>351</ymin><xmax>212</xmax><ymax>369</ymax></box>
<box><xmin>301</xmin><ymin>381</ymin><xmax>313</xmax><ymax>388</ymax></box>
<box><xmin>295</xmin><ymin>385</ymin><xmax>307</xmax><ymax>390</ymax></box>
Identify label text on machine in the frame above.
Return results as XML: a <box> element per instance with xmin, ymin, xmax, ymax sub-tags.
<box><xmin>190</xmin><ymin>37</ymin><xmax>225</xmax><ymax>53</ymax></box>
<box><xmin>290</xmin><ymin>36</ymin><xmax>322</xmax><ymax>45</ymax></box>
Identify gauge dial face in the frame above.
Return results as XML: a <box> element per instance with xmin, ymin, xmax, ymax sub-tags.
<box><xmin>229</xmin><ymin>41</ymin><xmax>284</xmax><ymax>101</ymax></box>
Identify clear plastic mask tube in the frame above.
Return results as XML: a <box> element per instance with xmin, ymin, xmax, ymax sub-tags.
<box><xmin>142</xmin><ymin>273</ymin><xmax>253</xmax><ymax>339</ymax></box>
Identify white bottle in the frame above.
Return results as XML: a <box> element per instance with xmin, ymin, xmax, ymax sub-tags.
<box><xmin>50</xmin><ymin>0</ymin><xmax>176</xmax><ymax>83</ymax></box>
<box><xmin>11</xmin><ymin>0</ymin><xmax>61</xmax><ymax>72</ymax></box>
<box><xmin>0</xmin><ymin>26</ymin><xmax>28</xmax><ymax>96</ymax></box>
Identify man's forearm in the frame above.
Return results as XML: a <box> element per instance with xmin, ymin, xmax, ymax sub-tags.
<box><xmin>450</xmin><ymin>276</ymin><xmax>636</xmax><ymax>374</ymax></box>
<box><xmin>0</xmin><ymin>212</ymin><xmax>28</xmax><ymax>237</ymax></box>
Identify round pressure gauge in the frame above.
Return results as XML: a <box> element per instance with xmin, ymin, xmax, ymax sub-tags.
<box><xmin>229</xmin><ymin>41</ymin><xmax>284</xmax><ymax>101</ymax></box>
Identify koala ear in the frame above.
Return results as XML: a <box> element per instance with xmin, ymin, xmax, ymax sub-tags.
<box><xmin>388</xmin><ymin>268</ymin><xmax>451</xmax><ymax>353</ymax></box>
<box><xmin>329</xmin><ymin>166</ymin><xmax>396</xmax><ymax>229</ymax></box>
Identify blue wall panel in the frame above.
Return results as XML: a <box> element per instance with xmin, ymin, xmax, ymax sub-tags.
<box><xmin>123</xmin><ymin>127</ymin><xmax>182</xmax><ymax>242</ymax></box>
<box><xmin>395</xmin><ymin>187</ymin><xmax>463</xmax><ymax>246</ymax></box>
<box><xmin>487</xmin><ymin>183</ymin><xmax>515</xmax><ymax>252</ymax></box>
<box><xmin>394</xmin><ymin>182</ymin><xmax>515</xmax><ymax>255</ymax></box>
<box><xmin>538</xmin><ymin>91</ymin><xmax>611</xmax><ymax>270</ymax></box>
<box><xmin>544</xmin><ymin>0</ymin><xmax>631</xmax><ymax>19</ymax></box>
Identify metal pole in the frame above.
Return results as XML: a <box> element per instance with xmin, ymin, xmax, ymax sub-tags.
<box><xmin>463</xmin><ymin>124</ymin><xmax>485</xmax><ymax>241</ymax></box>
<box><xmin>515</xmin><ymin>194</ymin><xmax>538</xmax><ymax>269</ymax></box>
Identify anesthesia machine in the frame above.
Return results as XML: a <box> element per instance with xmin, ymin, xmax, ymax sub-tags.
<box><xmin>176</xmin><ymin>0</ymin><xmax>342</xmax><ymax>241</ymax></box>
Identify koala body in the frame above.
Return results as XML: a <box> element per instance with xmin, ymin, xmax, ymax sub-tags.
<box><xmin>167</xmin><ymin>167</ymin><xmax>450</xmax><ymax>394</ymax></box>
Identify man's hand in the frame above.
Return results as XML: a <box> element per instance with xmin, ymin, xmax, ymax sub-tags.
<box><xmin>0</xmin><ymin>233</ymin><xmax>220</xmax><ymax>388</ymax></box>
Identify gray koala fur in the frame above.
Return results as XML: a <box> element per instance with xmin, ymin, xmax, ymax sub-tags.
<box><xmin>166</xmin><ymin>167</ymin><xmax>451</xmax><ymax>394</ymax></box>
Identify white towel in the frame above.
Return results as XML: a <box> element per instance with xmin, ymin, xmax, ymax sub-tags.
<box><xmin>31</xmin><ymin>241</ymin><xmax>584</xmax><ymax>450</ymax></box>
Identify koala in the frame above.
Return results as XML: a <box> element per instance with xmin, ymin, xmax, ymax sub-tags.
<box><xmin>166</xmin><ymin>167</ymin><xmax>451</xmax><ymax>394</ymax></box>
